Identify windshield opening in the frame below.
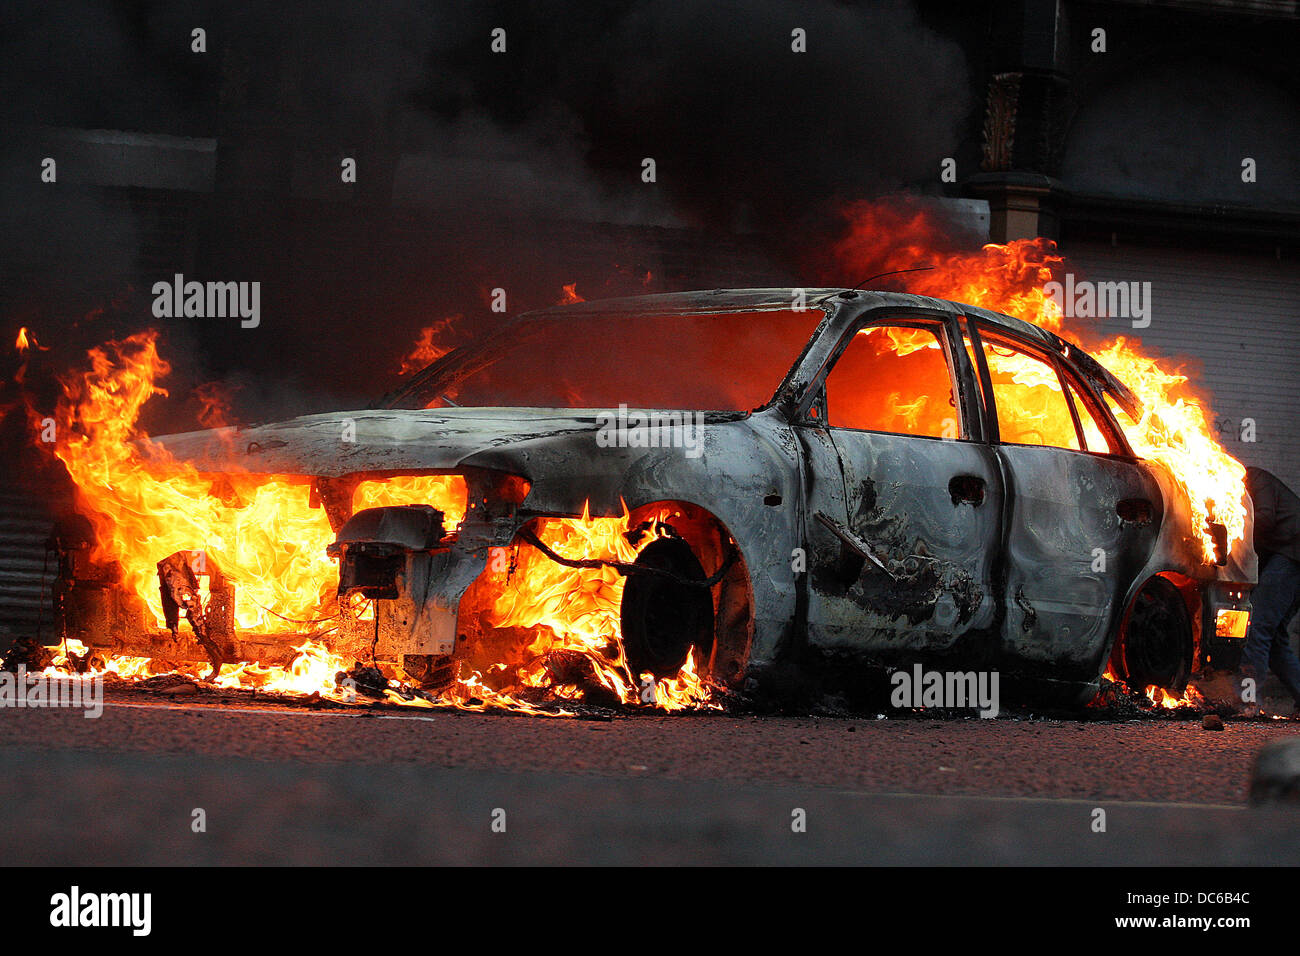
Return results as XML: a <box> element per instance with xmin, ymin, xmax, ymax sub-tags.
<box><xmin>395</xmin><ymin>308</ymin><xmax>827</xmax><ymax>412</ymax></box>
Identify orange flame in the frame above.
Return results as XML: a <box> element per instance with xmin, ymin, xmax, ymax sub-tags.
<box><xmin>1098</xmin><ymin>661</ymin><xmax>1205</xmax><ymax>710</ymax></box>
<box><xmin>398</xmin><ymin>316</ymin><xmax>458</xmax><ymax>375</ymax></box>
<box><xmin>463</xmin><ymin>502</ymin><xmax>716</xmax><ymax>710</ymax></box>
<box><xmin>41</xmin><ymin>330</ymin><xmax>712</xmax><ymax>711</ymax></box>
<box><xmin>49</xmin><ymin>332</ymin><xmax>466</xmax><ymax>636</ymax></box>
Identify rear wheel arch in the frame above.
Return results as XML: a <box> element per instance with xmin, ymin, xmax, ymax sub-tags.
<box><xmin>1108</xmin><ymin>571</ymin><xmax>1198</xmax><ymax>692</ymax></box>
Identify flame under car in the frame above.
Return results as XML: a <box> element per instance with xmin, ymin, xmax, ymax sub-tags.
<box><xmin>51</xmin><ymin>289</ymin><xmax>1256</xmax><ymax>708</ymax></box>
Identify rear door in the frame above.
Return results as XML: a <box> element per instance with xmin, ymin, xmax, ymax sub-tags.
<box><xmin>797</xmin><ymin>310</ymin><xmax>1003</xmax><ymax>662</ymax></box>
<box><xmin>965</xmin><ymin>318</ymin><xmax>1162</xmax><ymax>679</ymax></box>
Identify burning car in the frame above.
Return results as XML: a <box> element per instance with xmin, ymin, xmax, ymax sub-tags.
<box><xmin>47</xmin><ymin>289</ymin><xmax>1255</xmax><ymax>709</ymax></box>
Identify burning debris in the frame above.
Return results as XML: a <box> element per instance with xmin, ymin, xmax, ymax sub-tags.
<box><xmin>19</xmin><ymin>327</ymin><xmax>720</xmax><ymax>713</ymax></box>
<box><xmin>1</xmin><ymin>636</ymin><xmax>55</xmax><ymax>673</ymax></box>
<box><xmin>1089</xmin><ymin>669</ymin><xmax>1207</xmax><ymax>717</ymax></box>
<box><xmin>156</xmin><ymin>551</ymin><xmax>228</xmax><ymax>680</ymax></box>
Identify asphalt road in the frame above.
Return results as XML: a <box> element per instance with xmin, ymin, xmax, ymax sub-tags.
<box><xmin>2</xmin><ymin>688</ymin><xmax>1299</xmax><ymax>865</ymax></box>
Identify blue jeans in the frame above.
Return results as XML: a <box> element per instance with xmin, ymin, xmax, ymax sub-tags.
<box><xmin>1241</xmin><ymin>554</ymin><xmax>1300</xmax><ymax>706</ymax></box>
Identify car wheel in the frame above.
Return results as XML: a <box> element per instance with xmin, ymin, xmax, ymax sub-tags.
<box><xmin>1116</xmin><ymin>577</ymin><xmax>1192</xmax><ymax>692</ymax></box>
<box><xmin>620</xmin><ymin>536</ymin><xmax>715</xmax><ymax>678</ymax></box>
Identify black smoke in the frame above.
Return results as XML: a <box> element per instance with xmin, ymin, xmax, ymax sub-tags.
<box><xmin>0</xmin><ymin>0</ymin><xmax>973</xmax><ymax>426</ymax></box>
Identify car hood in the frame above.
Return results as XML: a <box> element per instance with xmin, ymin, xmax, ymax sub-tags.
<box><xmin>148</xmin><ymin>406</ymin><xmax>737</xmax><ymax>478</ymax></box>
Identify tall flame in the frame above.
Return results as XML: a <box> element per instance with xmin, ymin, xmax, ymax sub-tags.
<box><xmin>39</xmin><ymin>329</ymin><xmax>712</xmax><ymax>711</ymax></box>
<box><xmin>48</xmin><ymin>332</ymin><xmax>479</xmax><ymax>634</ymax></box>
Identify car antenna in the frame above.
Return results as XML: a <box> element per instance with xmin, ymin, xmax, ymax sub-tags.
<box><xmin>845</xmin><ymin>266</ymin><xmax>935</xmax><ymax>293</ymax></box>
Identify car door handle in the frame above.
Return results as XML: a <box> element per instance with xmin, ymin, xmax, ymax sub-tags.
<box><xmin>949</xmin><ymin>474</ymin><xmax>986</xmax><ymax>506</ymax></box>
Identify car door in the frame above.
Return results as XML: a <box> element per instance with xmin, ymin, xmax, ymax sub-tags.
<box><xmin>964</xmin><ymin>317</ymin><xmax>1163</xmax><ymax>680</ymax></box>
<box><xmin>796</xmin><ymin>310</ymin><xmax>1004</xmax><ymax>663</ymax></box>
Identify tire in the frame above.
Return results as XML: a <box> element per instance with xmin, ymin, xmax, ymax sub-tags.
<box><xmin>619</xmin><ymin>537</ymin><xmax>715</xmax><ymax>678</ymax></box>
<box><xmin>1115</xmin><ymin>577</ymin><xmax>1192</xmax><ymax>692</ymax></box>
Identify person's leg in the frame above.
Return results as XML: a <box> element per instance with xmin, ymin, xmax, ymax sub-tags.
<box><xmin>1266</xmin><ymin>585</ymin><xmax>1300</xmax><ymax>705</ymax></box>
<box><xmin>1240</xmin><ymin>556</ymin><xmax>1300</xmax><ymax>702</ymax></box>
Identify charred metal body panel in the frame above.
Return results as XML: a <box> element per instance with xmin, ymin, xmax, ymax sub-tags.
<box><xmin>55</xmin><ymin>289</ymin><xmax>1257</xmax><ymax>705</ymax></box>
<box><xmin>994</xmin><ymin>446</ymin><xmax>1161</xmax><ymax>681</ymax></box>
<box><xmin>329</xmin><ymin>505</ymin><xmax>468</xmax><ymax>660</ymax></box>
<box><xmin>802</xmin><ymin>429</ymin><xmax>1002</xmax><ymax>653</ymax></box>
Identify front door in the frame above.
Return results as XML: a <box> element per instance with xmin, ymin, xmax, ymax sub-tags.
<box><xmin>799</xmin><ymin>315</ymin><xmax>1003</xmax><ymax>664</ymax></box>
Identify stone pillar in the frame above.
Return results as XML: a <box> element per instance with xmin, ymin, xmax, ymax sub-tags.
<box><xmin>967</xmin><ymin>172</ymin><xmax>1057</xmax><ymax>242</ymax></box>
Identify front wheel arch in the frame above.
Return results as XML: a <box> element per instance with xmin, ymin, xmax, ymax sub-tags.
<box><xmin>624</xmin><ymin>501</ymin><xmax>755</xmax><ymax>688</ymax></box>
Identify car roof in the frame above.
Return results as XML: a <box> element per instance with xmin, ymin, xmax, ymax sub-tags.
<box><xmin>519</xmin><ymin>288</ymin><xmax>845</xmax><ymax>317</ymax></box>
<box><xmin>520</xmin><ymin>287</ymin><xmax>1050</xmax><ymax>342</ymax></box>
<box><xmin>513</xmin><ymin>288</ymin><xmax>1139</xmax><ymax>416</ymax></box>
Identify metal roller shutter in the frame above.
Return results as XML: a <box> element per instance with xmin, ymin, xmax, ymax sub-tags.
<box><xmin>0</xmin><ymin>487</ymin><xmax>57</xmax><ymax>650</ymax></box>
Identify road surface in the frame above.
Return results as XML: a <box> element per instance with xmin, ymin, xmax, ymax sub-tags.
<box><xmin>1</xmin><ymin>686</ymin><xmax>1298</xmax><ymax>865</ymax></box>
